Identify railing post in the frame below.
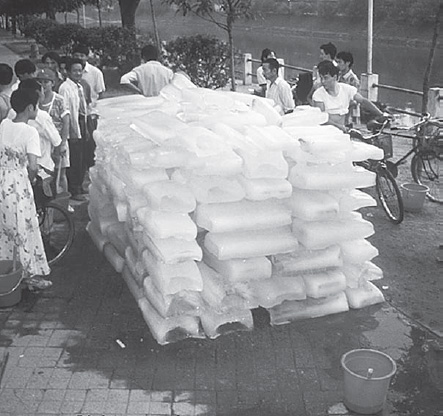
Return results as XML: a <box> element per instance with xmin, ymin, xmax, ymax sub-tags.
<box><xmin>243</xmin><ymin>53</ymin><xmax>252</xmax><ymax>86</ymax></box>
<box><xmin>277</xmin><ymin>58</ymin><xmax>285</xmax><ymax>80</ymax></box>
<box><xmin>427</xmin><ymin>87</ymin><xmax>442</xmax><ymax>117</ymax></box>
<box><xmin>361</xmin><ymin>73</ymin><xmax>379</xmax><ymax>102</ymax></box>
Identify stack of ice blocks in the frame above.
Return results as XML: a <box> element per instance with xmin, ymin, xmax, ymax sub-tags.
<box><xmin>87</xmin><ymin>75</ymin><xmax>385</xmax><ymax>345</ymax></box>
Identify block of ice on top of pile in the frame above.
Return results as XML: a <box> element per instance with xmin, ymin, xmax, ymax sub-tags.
<box><xmin>204</xmin><ymin>226</ymin><xmax>298</xmax><ymax>260</ymax></box>
<box><xmin>281</xmin><ymin>105</ymin><xmax>329</xmax><ymax>127</ymax></box>
<box><xmin>238</xmin><ymin>149</ymin><xmax>289</xmax><ymax>179</ymax></box>
<box><xmin>137</xmin><ymin>208</ymin><xmax>197</xmax><ymax>240</ymax></box>
<box><xmin>237</xmin><ymin>176</ymin><xmax>292</xmax><ymax>201</ymax></box>
<box><xmin>172</xmin><ymin>171</ymin><xmax>245</xmax><ymax>204</ymax></box>
<box><xmin>142</xmin><ymin>180</ymin><xmax>196</xmax><ymax>213</ymax></box>
<box><xmin>289</xmin><ymin>163</ymin><xmax>376</xmax><ymax>190</ymax></box>
<box><xmin>290</xmin><ymin>188</ymin><xmax>339</xmax><ymax>221</ymax></box>
<box><xmin>292</xmin><ymin>213</ymin><xmax>375</xmax><ymax>250</ymax></box>
<box><xmin>203</xmin><ymin>248</ymin><xmax>272</xmax><ymax>283</ymax></box>
<box><xmin>251</xmin><ymin>96</ymin><xmax>283</xmax><ymax>125</ymax></box>
<box><xmin>332</xmin><ymin>189</ymin><xmax>377</xmax><ymax>212</ymax></box>
<box><xmin>130</xmin><ymin>110</ymin><xmax>187</xmax><ymax>144</ymax></box>
<box><xmin>194</xmin><ymin>200</ymin><xmax>291</xmax><ymax>233</ymax></box>
<box><xmin>271</xmin><ymin>245</ymin><xmax>343</xmax><ymax>274</ymax></box>
<box><xmin>141</xmin><ymin>248</ymin><xmax>203</xmax><ymax>295</ymax></box>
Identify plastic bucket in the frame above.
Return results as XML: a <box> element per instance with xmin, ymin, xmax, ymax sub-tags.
<box><xmin>341</xmin><ymin>349</ymin><xmax>397</xmax><ymax>414</ymax></box>
<box><xmin>401</xmin><ymin>183</ymin><xmax>429</xmax><ymax>212</ymax></box>
<box><xmin>0</xmin><ymin>260</ymin><xmax>23</xmax><ymax>308</ymax></box>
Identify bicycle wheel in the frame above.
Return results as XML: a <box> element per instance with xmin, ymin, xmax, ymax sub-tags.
<box><xmin>38</xmin><ymin>201</ymin><xmax>75</xmax><ymax>267</ymax></box>
<box><xmin>411</xmin><ymin>152</ymin><xmax>443</xmax><ymax>203</ymax></box>
<box><xmin>376</xmin><ymin>166</ymin><xmax>404</xmax><ymax>224</ymax></box>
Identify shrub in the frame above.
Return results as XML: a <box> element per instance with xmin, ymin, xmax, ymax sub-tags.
<box><xmin>164</xmin><ymin>34</ymin><xmax>231</xmax><ymax>89</ymax></box>
<box><xmin>44</xmin><ymin>23</ymin><xmax>85</xmax><ymax>54</ymax></box>
<box><xmin>21</xmin><ymin>17</ymin><xmax>58</xmax><ymax>48</ymax></box>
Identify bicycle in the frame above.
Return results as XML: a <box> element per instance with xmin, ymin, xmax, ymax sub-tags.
<box><xmin>383</xmin><ymin>108</ymin><xmax>442</xmax><ymax>204</ymax></box>
<box><xmin>33</xmin><ymin>180</ymin><xmax>75</xmax><ymax>267</ymax></box>
<box><xmin>349</xmin><ymin>117</ymin><xmax>404</xmax><ymax>224</ymax></box>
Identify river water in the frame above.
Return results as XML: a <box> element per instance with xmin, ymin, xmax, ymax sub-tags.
<box><xmin>85</xmin><ymin>7</ymin><xmax>443</xmax><ymax>111</ymax></box>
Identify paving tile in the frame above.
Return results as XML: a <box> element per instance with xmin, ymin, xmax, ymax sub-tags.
<box><xmin>107</xmin><ymin>388</ymin><xmax>130</xmax><ymax>403</ymax></box>
<box><xmin>26</xmin><ymin>369</ymin><xmax>54</xmax><ymax>389</ymax></box>
<box><xmin>174</xmin><ymin>390</ymin><xmax>194</xmax><ymax>403</ymax></box>
<box><xmin>87</xmin><ymin>371</ymin><xmax>111</xmax><ymax>388</ymax></box>
<box><xmin>46</xmin><ymin>368</ymin><xmax>72</xmax><ymax>389</ymax></box>
<box><xmin>37</xmin><ymin>401</ymin><xmax>62</xmax><ymax>414</ymax></box>
<box><xmin>103</xmin><ymin>400</ymin><xmax>128</xmax><ymax>414</ymax></box>
<box><xmin>43</xmin><ymin>389</ymin><xmax>66</xmax><ymax>401</ymax></box>
<box><xmin>149</xmin><ymin>401</ymin><xmax>172</xmax><ymax>415</ymax></box>
<box><xmin>23</xmin><ymin>346</ymin><xmax>63</xmax><ymax>358</ymax></box>
<box><xmin>3</xmin><ymin>367</ymin><xmax>34</xmax><ymax>388</ymax></box>
<box><xmin>18</xmin><ymin>356</ymin><xmax>58</xmax><ymax>368</ymax></box>
<box><xmin>85</xmin><ymin>388</ymin><xmax>109</xmax><ymax>402</ymax></box>
<box><xmin>150</xmin><ymin>390</ymin><xmax>173</xmax><ymax>402</ymax></box>
<box><xmin>59</xmin><ymin>400</ymin><xmax>84</xmax><ymax>414</ymax></box>
<box><xmin>172</xmin><ymin>402</ymin><xmax>196</xmax><ymax>416</ymax></box>
<box><xmin>129</xmin><ymin>389</ymin><xmax>151</xmax><ymax>402</ymax></box>
<box><xmin>67</xmin><ymin>371</ymin><xmax>91</xmax><ymax>388</ymax></box>
<box><xmin>80</xmin><ymin>400</ymin><xmax>106</xmax><ymax>414</ymax></box>
<box><xmin>63</xmin><ymin>388</ymin><xmax>87</xmax><ymax>401</ymax></box>
<box><xmin>126</xmin><ymin>400</ymin><xmax>151</xmax><ymax>414</ymax></box>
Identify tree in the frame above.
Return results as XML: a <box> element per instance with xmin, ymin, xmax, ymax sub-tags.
<box><xmin>165</xmin><ymin>0</ymin><xmax>253</xmax><ymax>91</ymax></box>
<box><xmin>118</xmin><ymin>0</ymin><xmax>141</xmax><ymax>28</ymax></box>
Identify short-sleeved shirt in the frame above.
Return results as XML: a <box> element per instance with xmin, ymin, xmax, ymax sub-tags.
<box><xmin>339</xmin><ymin>69</ymin><xmax>360</xmax><ymax>90</ymax></box>
<box><xmin>266</xmin><ymin>77</ymin><xmax>295</xmax><ymax>114</ymax></box>
<box><xmin>312</xmin><ymin>83</ymin><xmax>357</xmax><ymax>116</ymax></box>
<box><xmin>120</xmin><ymin>61</ymin><xmax>173</xmax><ymax>97</ymax></box>
<box><xmin>82</xmin><ymin>62</ymin><xmax>105</xmax><ymax>115</ymax></box>
<box><xmin>0</xmin><ymin>93</ymin><xmax>10</xmax><ymax>123</ymax></box>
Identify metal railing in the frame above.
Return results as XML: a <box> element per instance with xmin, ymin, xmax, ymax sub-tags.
<box><xmin>373</xmin><ymin>83</ymin><xmax>423</xmax><ymax>97</ymax></box>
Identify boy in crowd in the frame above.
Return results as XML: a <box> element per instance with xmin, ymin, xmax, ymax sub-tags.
<box><xmin>0</xmin><ymin>64</ymin><xmax>13</xmax><ymax>122</ymax></box>
<box><xmin>11</xmin><ymin>59</ymin><xmax>36</xmax><ymax>92</ymax></box>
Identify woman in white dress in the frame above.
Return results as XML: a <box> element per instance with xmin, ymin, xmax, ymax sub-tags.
<box><xmin>0</xmin><ymin>88</ymin><xmax>51</xmax><ymax>290</ymax></box>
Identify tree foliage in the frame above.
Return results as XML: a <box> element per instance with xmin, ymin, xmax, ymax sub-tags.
<box><xmin>0</xmin><ymin>0</ymin><xmax>84</xmax><ymax>18</ymax></box>
<box><xmin>164</xmin><ymin>0</ymin><xmax>253</xmax><ymax>91</ymax></box>
<box><xmin>164</xmin><ymin>34</ymin><xmax>230</xmax><ymax>88</ymax></box>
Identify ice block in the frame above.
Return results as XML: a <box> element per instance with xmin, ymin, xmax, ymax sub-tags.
<box><xmin>269</xmin><ymin>292</ymin><xmax>349</xmax><ymax>325</ymax></box>
<box><xmin>204</xmin><ymin>226</ymin><xmax>298</xmax><ymax>260</ymax></box>
<box><xmin>141</xmin><ymin>248</ymin><xmax>203</xmax><ymax>295</ymax></box>
<box><xmin>340</xmin><ymin>239</ymin><xmax>379</xmax><ymax>264</ymax></box>
<box><xmin>142</xmin><ymin>234</ymin><xmax>202</xmax><ymax>264</ymax></box>
<box><xmin>345</xmin><ymin>282</ymin><xmax>385</xmax><ymax>309</ymax></box>
<box><xmin>194</xmin><ymin>200</ymin><xmax>292</xmax><ymax>233</ymax></box>
<box><xmin>200</xmin><ymin>308</ymin><xmax>254</xmax><ymax>339</ymax></box>
<box><xmin>238</xmin><ymin>149</ymin><xmax>289</xmax><ymax>179</ymax></box>
<box><xmin>333</xmin><ymin>189</ymin><xmax>377</xmax><ymax>212</ymax></box>
<box><xmin>250</xmin><ymin>275</ymin><xmax>306</xmax><ymax>308</ymax></box>
<box><xmin>86</xmin><ymin>221</ymin><xmax>108</xmax><ymax>252</ymax></box>
<box><xmin>292</xmin><ymin>216</ymin><xmax>375</xmax><ymax>250</ymax></box>
<box><xmin>103</xmin><ymin>242</ymin><xmax>125</xmax><ymax>273</ymax></box>
<box><xmin>251</xmin><ymin>96</ymin><xmax>282</xmax><ymax>125</ymax></box>
<box><xmin>290</xmin><ymin>188</ymin><xmax>339</xmax><ymax>221</ymax></box>
<box><xmin>302</xmin><ymin>269</ymin><xmax>347</xmax><ymax>299</ymax></box>
<box><xmin>238</xmin><ymin>176</ymin><xmax>292</xmax><ymax>201</ymax></box>
<box><xmin>142</xmin><ymin>180</ymin><xmax>196</xmax><ymax>213</ymax></box>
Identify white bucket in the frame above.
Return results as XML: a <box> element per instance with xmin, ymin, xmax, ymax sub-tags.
<box><xmin>401</xmin><ymin>183</ymin><xmax>429</xmax><ymax>212</ymax></box>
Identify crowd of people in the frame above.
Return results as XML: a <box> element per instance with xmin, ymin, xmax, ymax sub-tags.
<box><xmin>0</xmin><ymin>45</ymin><xmax>105</xmax><ymax>291</ymax></box>
<box><xmin>256</xmin><ymin>42</ymin><xmax>384</xmax><ymax>129</ymax></box>
<box><xmin>0</xmin><ymin>40</ymin><xmax>383</xmax><ymax>293</ymax></box>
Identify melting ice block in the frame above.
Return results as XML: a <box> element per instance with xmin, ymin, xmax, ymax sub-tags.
<box><xmin>272</xmin><ymin>245</ymin><xmax>342</xmax><ymax>274</ymax></box>
<box><xmin>250</xmin><ymin>275</ymin><xmax>306</xmax><ymax>308</ymax></box>
<box><xmin>281</xmin><ymin>106</ymin><xmax>329</xmax><ymax>127</ymax></box>
<box><xmin>204</xmin><ymin>226</ymin><xmax>298</xmax><ymax>260</ymax></box>
<box><xmin>332</xmin><ymin>189</ymin><xmax>377</xmax><ymax>212</ymax></box>
<box><xmin>194</xmin><ymin>200</ymin><xmax>292</xmax><ymax>233</ymax></box>
<box><xmin>141</xmin><ymin>248</ymin><xmax>203</xmax><ymax>295</ymax></box>
<box><xmin>340</xmin><ymin>239</ymin><xmax>379</xmax><ymax>264</ymax></box>
<box><xmin>142</xmin><ymin>276</ymin><xmax>203</xmax><ymax>318</ymax></box>
<box><xmin>292</xmin><ymin>215</ymin><xmax>374</xmax><ymax>250</ymax></box>
<box><xmin>86</xmin><ymin>221</ymin><xmax>108</xmax><ymax>252</ymax></box>
<box><xmin>269</xmin><ymin>292</ymin><xmax>349</xmax><ymax>325</ymax></box>
<box><xmin>347</xmin><ymin>141</ymin><xmax>384</xmax><ymax>161</ymax></box>
<box><xmin>138</xmin><ymin>297</ymin><xmax>204</xmax><ymax>345</ymax></box>
<box><xmin>121</xmin><ymin>266</ymin><xmax>143</xmax><ymax>302</ymax></box>
<box><xmin>103</xmin><ymin>243</ymin><xmax>125</xmax><ymax>273</ymax></box>
<box><xmin>198</xmin><ymin>262</ymin><xmax>253</xmax><ymax>312</ymax></box>
<box><xmin>172</xmin><ymin>171</ymin><xmax>245</xmax><ymax>203</ymax></box>
<box><xmin>203</xmin><ymin>249</ymin><xmax>271</xmax><ymax>283</ymax></box>
<box><xmin>289</xmin><ymin>164</ymin><xmax>376</xmax><ymax>190</ymax></box>
<box><xmin>238</xmin><ymin>149</ymin><xmax>289</xmax><ymax>179</ymax></box>
<box><xmin>142</xmin><ymin>180</ymin><xmax>196</xmax><ymax>213</ymax></box>
<box><xmin>290</xmin><ymin>188</ymin><xmax>339</xmax><ymax>221</ymax></box>
<box><xmin>106</xmin><ymin>222</ymin><xmax>130</xmax><ymax>258</ymax></box>
<box><xmin>185</xmin><ymin>150</ymin><xmax>243</xmax><ymax>176</ymax></box>
<box><xmin>200</xmin><ymin>308</ymin><xmax>254</xmax><ymax>339</ymax></box>
<box><xmin>125</xmin><ymin>247</ymin><xmax>146</xmax><ymax>287</ymax></box>
<box><xmin>137</xmin><ymin>208</ymin><xmax>197</xmax><ymax>240</ymax></box>
<box><xmin>343</xmin><ymin>261</ymin><xmax>383</xmax><ymax>288</ymax></box>
<box><xmin>251</xmin><ymin>96</ymin><xmax>283</xmax><ymax>125</ymax></box>
<box><xmin>238</xmin><ymin>176</ymin><xmax>292</xmax><ymax>201</ymax></box>
<box><xmin>346</xmin><ymin>281</ymin><xmax>385</xmax><ymax>309</ymax></box>
<box><xmin>302</xmin><ymin>270</ymin><xmax>347</xmax><ymax>299</ymax></box>
<box><xmin>142</xmin><ymin>234</ymin><xmax>202</xmax><ymax>264</ymax></box>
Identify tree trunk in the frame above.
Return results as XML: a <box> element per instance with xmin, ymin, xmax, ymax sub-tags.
<box><xmin>97</xmin><ymin>0</ymin><xmax>102</xmax><ymax>27</ymax></box>
<box><xmin>118</xmin><ymin>0</ymin><xmax>141</xmax><ymax>29</ymax></box>
<box><xmin>422</xmin><ymin>3</ymin><xmax>441</xmax><ymax>113</ymax></box>
<box><xmin>149</xmin><ymin>0</ymin><xmax>161</xmax><ymax>52</ymax></box>
<box><xmin>227</xmin><ymin>19</ymin><xmax>236</xmax><ymax>91</ymax></box>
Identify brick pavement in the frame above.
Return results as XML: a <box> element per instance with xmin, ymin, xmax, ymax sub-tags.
<box><xmin>0</xmin><ymin>29</ymin><xmax>440</xmax><ymax>416</ymax></box>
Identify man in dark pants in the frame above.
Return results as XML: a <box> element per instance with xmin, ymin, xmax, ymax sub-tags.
<box><xmin>58</xmin><ymin>58</ymin><xmax>88</xmax><ymax>201</ymax></box>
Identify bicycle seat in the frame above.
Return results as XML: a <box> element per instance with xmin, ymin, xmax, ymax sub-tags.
<box><xmin>367</xmin><ymin>119</ymin><xmax>383</xmax><ymax>132</ymax></box>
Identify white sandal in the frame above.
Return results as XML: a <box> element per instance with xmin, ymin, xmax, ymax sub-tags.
<box><xmin>23</xmin><ymin>277</ymin><xmax>52</xmax><ymax>291</ymax></box>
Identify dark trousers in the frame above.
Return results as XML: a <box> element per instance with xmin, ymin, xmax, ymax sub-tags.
<box><xmin>66</xmin><ymin>138</ymin><xmax>85</xmax><ymax>196</ymax></box>
<box><xmin>85</xmin><ymin>115</ymin><xmax>97</xmax><ymax>169</ymax></box>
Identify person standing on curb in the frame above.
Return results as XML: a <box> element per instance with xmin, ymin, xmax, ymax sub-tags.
<box><xmin>120</xmin><ymin>44</ymin><xmax>173</xmax><ymax>97</ymax></box>
<box><xmin>0</xmin><ymin>63</ymin><xmax>13</xmax><ymax>122</ymax></box>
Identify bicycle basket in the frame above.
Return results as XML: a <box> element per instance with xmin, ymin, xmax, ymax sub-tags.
<box><xmin>373</xmin><ymin>133</ymin><xmax>393</xmax><ymax>159</ymax></box>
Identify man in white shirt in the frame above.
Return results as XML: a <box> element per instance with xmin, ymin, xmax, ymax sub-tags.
<box><xmin>262</xmin><ymin>58</ymin><xmax>295</xmax><ymax>115</ymax></box>
<box><xmin>120</xmin><ymin>45</ymin><xmax>173</xmax><ymax>97</ymax></box>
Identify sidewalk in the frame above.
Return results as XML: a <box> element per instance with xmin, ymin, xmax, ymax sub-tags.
<box><xmin>0</xmin><ymin>30</ymin><xmax>441</xmax><ymax>416</ymax></box>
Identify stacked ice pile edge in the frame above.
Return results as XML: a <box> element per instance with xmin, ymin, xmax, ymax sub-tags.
<box><xmin>87</xmin><ymin>73</ymin><xmax>386</xmax><ymax>345</ymax></box>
